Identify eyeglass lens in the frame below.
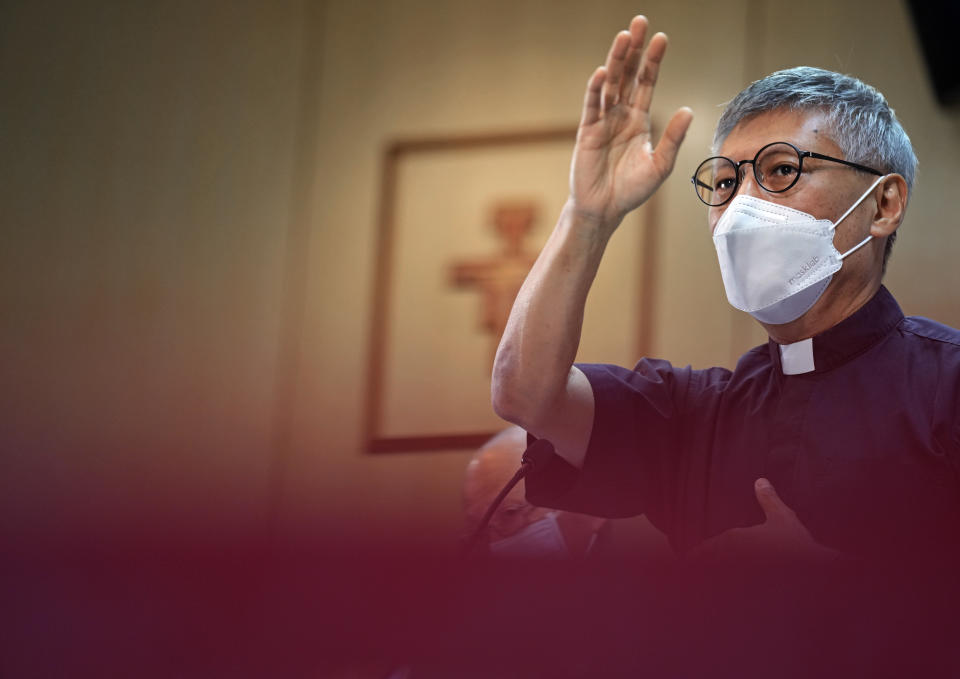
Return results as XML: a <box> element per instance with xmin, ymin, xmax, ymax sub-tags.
<box><xmin>694</xmin><ymin>142</ymin><xmax>802</xmax><ymax>206</ymax></box>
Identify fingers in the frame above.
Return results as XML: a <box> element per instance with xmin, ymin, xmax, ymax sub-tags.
<box><xmin>632</xmin><ymin>31</ymin><xmax>668</xmax><ymax>113</ymax></box>
<box><xmin>602</xmin><ymin>30</ymin><xmax>633</xmax><ymax>111</ymax></box>
<box><xmin>588</xmin><ymin>16</ymin><xmax>669</xmax><ymax>119</ymax></box>
<box><xmin>619</xmin><ymin>16</ymin><xmax>648</xmax><ymax>105</ymax></box>
<box><xmin>754</xmin><ymin>477</ymin><xmax>796</xmax><ymax>522</ymax></box>
<box><xmin>652</xmin><ymin>107</ymin><xmax>694</xmax><ymax>174</ymax></box>
<box><xmin>580</xmin><ymin>66</ymin><xmax>606</xmax><ymax>127</ymax></box>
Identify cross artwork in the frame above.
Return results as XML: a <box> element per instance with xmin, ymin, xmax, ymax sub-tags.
<box><xmin>449</xmin><ymin>200</ymin><xmax>540</xmax><ymax>366</ymax></box>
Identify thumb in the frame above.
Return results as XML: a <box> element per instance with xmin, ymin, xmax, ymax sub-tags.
<box><xmin>652</xmin><ymin>106</ymin><xmax>694</xmax><ymax>175</ymax></box>
<box><xmin>754</xmin><ymin>478</ymin><xmax>792</xmax><ymax>522</ymax></box>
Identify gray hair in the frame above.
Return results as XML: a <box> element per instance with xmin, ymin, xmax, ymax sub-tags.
<box><xmin>714</xmin><ymin>67</ymin><xmax>917</xmax><ymax>268</ymax></box>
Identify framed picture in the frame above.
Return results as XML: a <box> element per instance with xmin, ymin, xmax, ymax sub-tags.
<box><xmin>364</xmin><ymin>127</ymin><xmax>660</xmax><ymax>453</ymax></box>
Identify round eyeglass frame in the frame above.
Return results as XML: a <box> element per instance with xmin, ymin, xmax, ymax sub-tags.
<box><xmin>691</xmin><ymin>141</ymin><xmax>884</xmax><ymax>207</ymax></box>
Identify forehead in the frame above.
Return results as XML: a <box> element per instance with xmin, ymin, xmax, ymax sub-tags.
<box><xmin>718</xmin><ymin>108</ymin><xmax>841</xmax><ymax>158</ymax></box>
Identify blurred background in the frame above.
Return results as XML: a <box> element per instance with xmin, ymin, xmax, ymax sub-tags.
<box><xmin>2</xmin><ymin>0</ymin><xmax>958</xmax><ymax>553</ymax></box>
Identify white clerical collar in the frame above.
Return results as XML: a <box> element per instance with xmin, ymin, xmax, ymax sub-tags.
<box><xmin>779</xmin><ymin>338</ymin><xmax>815</xmax><ymax>375</ymax></box>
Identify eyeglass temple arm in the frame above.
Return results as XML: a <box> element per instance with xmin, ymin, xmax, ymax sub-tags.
<box><xmin>802</xmin><ymin>151</ymin><xmax>883</xmax><ymax>176</ymax></box>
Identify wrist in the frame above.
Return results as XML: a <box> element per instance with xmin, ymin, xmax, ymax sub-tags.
<box><xmin>561</xmin><ymin>198</ymin><xmax>623</xmax><ymax>240</ymax></box>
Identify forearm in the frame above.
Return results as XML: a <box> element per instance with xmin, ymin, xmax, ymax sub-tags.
<box><xmin>490</xmin><ymin>13</ymin><xmax>689</xmax><ymax>446</ymax></box>
<box><xmin>491</xmin><ymin>200</ymin><xmax>617</xmax><ymax>429</ymax></box>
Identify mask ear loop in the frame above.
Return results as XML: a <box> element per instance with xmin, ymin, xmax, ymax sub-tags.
<box><xmin>834</xmin><ymin>174</ymin><xmax>889</xmax><ymax>260</ymax></box>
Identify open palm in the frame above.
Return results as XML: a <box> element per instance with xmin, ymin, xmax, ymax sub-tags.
<box><xmin>570</xmin><ymin>16</ymin><xmax>693</xmax><ymax>228</ymax></box>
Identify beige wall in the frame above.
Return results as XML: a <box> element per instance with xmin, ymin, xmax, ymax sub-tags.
<box><xmin>2</xmin><ymin>1</ymin><xmax>308</xmax><ymax>537</ymax></box>
<box><xmin>3</xmin><ymin>0</ymin><xmax>957</xmax><ymax>545</ymax></box>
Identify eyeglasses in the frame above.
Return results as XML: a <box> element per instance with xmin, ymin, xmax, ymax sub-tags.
<box><xmin>691</xmin><ymin>141</ymin><xmax>883</xmax><ymax>207</ymax></box>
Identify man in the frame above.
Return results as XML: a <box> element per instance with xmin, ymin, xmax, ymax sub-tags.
<box><xmin>491</xmin><ymin>16</ymin><xmax>960</xmax><ymax>563</ymax></box>
<box><xmin>463</xmin><ymin>426</ymin><xmax>607</xmax><ymax>558</ymax></box>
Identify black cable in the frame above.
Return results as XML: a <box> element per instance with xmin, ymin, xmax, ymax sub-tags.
<box><xmin>461</xmin><ymin>459</ymin><xmax>532</xmax><ymax>558</ymax></box>
<box><xmin>461</xmin><ymin>438</ymin><xmax>554</xmax><ymax>558</ymax></box>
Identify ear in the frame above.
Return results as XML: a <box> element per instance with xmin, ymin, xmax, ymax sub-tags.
<box><xmin>870</xmin><ymin>174</ymin><xmax>908</xmax><ymax>238</ymax></box>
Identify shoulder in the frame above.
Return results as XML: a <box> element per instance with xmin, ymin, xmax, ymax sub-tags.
<box><xmin>577</xmin><ymin>357</ymin><xmax>740</xmax><ymax>403</ymax></box>
<box><xmin>578</xmin><ymin>358</ymin><xmax>681</xmax><ymax>386</ymax></box>
<box><xmin>897</xmin><ymin>317</ymin><xmax>960</xmax><ymax>398</ymax></box>
<box><xmin>901</xmin><ymin>316</ymin><xmax>960</xmax><ymax>349</ymax></box>
<box><xmin>580</xmin><ymin>357</ymin><xmax>729</xmax><ymax>382</ymax></box>
<box><xmin>899</xmin><ymin>317</ymin><xmax>960</xmax><ymax>443</ymax></box>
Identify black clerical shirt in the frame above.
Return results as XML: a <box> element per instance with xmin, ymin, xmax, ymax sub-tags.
<box><xmin>525</xmin><ymin>286</ymin><xmax>960</xmax><ymax>559</ymax></box>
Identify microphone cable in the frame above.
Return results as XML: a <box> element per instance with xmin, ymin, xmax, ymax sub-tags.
<box><xmin>460</xmin><ymin>438</ymin><xmax>551</xmax><ymax>558</ymax></box>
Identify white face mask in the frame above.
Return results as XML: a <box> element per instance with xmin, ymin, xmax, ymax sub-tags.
<box><xmin>712</xmin><ymin>175</ymin><xmax>886</xmax><ymax>324</ymax></box>
<box><xmin>488</xmin><ymin>512</ymin><xmax>569</xmax><ymax>558</ymax></box>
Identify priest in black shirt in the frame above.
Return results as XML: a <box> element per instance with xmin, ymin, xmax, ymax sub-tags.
<box><xmin>491</xmin><ymin>15</ymin><xmax>960</xmax><ymax>563</ymax></box>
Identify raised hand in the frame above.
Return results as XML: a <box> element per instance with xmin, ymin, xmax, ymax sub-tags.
<box><xmin>569</xmin><ymin>16</ymin><xmax>693</xmax><ymax>230</ymax></box>
<box><xmin>491</xmin><ymin>17</ymin><xmax>693</xmax><ymax>464</ymax></box>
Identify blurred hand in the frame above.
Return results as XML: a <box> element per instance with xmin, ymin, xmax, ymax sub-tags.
<box><xmin>569</xmin><ymin>15</ymin><xmax>693</xmax><ymax>230</ymax></box>
<box><xmin>689</xmin><ymin>478</ymin><xmax>840</xmax><ymax>564</ymax></box>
